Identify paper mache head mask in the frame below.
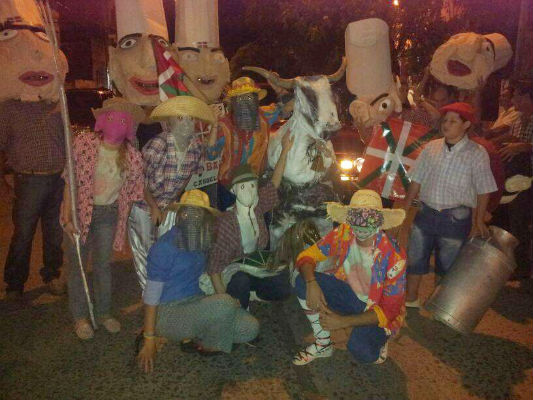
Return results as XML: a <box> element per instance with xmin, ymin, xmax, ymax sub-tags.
<box><xmin>430</xmin><ymin>32</ymin><xmax>513</xmax><ymax>90</ymax></box>
<box><xmin>108</xmin><ymin>0</ymin><xmax>169</xmax><ymax>107</ymax></box>
<box><xmin>173</xmin><ymin>0</ymin><xmax>230</xmax><ymax>104</ymax></box>
<box><xmin>0</xmin><ymin>0</ymin><xmax>68</xmax><ymax>102</ymax></box>
<box><xmin>345</xmin><ymin>18</ymin><xmax>402</xmax><ymax>130</ymax></box>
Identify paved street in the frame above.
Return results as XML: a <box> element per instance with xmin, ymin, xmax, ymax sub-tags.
<box><xmin>0</xmin><ymin>193</ymin><xmax>532</xmax><ymax>400</ymax></box>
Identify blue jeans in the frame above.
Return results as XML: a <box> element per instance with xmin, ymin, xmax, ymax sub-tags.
<box><xmin>67</xmin><ymin>204</ymin><xmax>118</xmax><ymax>321</ymax></box>
<box><xmin>407</xmin><ymin>203</ymin><xmax>471</xmax><ymax>276</ymax></box>
<box><xmin>295</xmin><ymin>273</ymin><xmax>387</xmax><ymax>364</ymax></box>
<box><xmin>226</xmin><ymin>270</ymin><xmax>292</xmax><ymax>310</ymax></box>
<box><xmin>4</xmin><ymin>173</ymin><xmax>64</xmax><ymax>293</ymax></box>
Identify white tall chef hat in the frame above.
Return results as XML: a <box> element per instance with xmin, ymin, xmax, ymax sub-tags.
<box><xmin>115</xmin><ymin>0</ymin><xmax>168</xmax><ymax>42</ymax></box>
<box><xmin>175</xmin><ymin>0</ymin><xmax>219</xmax><ymax>48</ymax></box>
<box><xmin>483</xmin><ymin>33</ymin><xmax>513</xmax><ymax>71</ymax></box>
<box><xmin>0</xmin><ymin>0</ymin><xmax>44</xmax><ymax>29</ymax></box>
<box><xmin>345</xmin><ymin>18</ymin><xmax>394</xmax><ymax>97</ymax></box>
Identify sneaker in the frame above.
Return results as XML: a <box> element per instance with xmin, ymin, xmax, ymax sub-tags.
<box><xmin>405</xmin><ymin>299</ymin><xmax>420</xmax><ymax>308</ymax></box>
<box><xmin>47</xmin><ymin>278</ymin><xmax>66</xmax><ymax>296</ymax></box>
<box><xmin>293</xmin><ymin>341</ymin><xmax>333</xmax><ymax>366</ymax></box>
<box><xmin>75</xmin><ymin>319</ymin><xmax>94</xmax><ymax>340</ymax></box>
<box><xmin>100</xmin><ymin>317</ymin><xmax>121</xmax><ymax>334</ymax></box>
<box><xmin>373</xmin><ymin>342</ymin><xmax>388</xmax><ymax>364</ymax></box>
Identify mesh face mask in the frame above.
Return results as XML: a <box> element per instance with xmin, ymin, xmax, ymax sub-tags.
<box><xmin>175</xmin><ymin>206</ymin><xmax>213</xmax><ymax>252</ymax></box>
<box><xmin>167</xmin><ymin>116</ymin><xmax>195</xmax><ymax>152</ymax></box>
<box><xmin>231</xmin><ymin>93</ymin><xmax>259</xmax><ymax>132</ymax></box>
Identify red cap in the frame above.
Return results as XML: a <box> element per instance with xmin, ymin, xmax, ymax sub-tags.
<box><xmin>439</xmin><ymin>102</ymin><xmax>476</xmax><ymax>124</ymax></box>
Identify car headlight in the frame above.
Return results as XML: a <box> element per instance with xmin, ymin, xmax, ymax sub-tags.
<box><xmin>340</xmin><ymin>159</ymin><xmax>354</xmax><ymax>170</ymax></box>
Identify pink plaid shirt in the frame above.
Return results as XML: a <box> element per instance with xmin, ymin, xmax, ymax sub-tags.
<box><xmin>61</xmin><ymin>132</ymin><xmax>144</xmax><ymax>251</ymax></box>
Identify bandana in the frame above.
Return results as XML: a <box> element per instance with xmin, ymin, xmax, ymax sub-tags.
<box><xmin>346</xmin><ymin>208</ymin><xmax>384</xmax><ymax>230</ymax></box>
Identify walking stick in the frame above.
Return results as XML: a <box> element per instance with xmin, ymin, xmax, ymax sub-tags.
<box><xmin>38</xmin><ymin>1</ymin><xmax>97</xmax><ymax>329</ymax></box>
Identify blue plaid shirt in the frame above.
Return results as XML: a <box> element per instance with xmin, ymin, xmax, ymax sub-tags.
<box><xmin>139</xmin><ymin>132</ymin><xmax>204</xmax><ymax>210</ymax></box>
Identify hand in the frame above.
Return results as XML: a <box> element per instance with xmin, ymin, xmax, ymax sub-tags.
<box><xmin>319</xmin><ymin>307</ymin><xmax>352</xmax><ymax>331</ymax></box>
<box><xmin>150</xmin><ymin>206</ymin><xmax>163</xmax><ymax>226</ymax></box>
<box><xmin>62</xmin><ymin>221</ymin><xmax>80</xmax><ymax>243</ymax></box>
<box><xmin>469</xmin><ymin>219</ymin><xmax>490</xmax><ymax>239</ymax></box>
<box><xmin>281</xmin><ymin>131</ymin><xmax>294</xmax><ymax>153</ymax></box>
<box><xmin>498</xmin><ymin>142</ymin><xmax>531</xmax><ymax>162</ymax></box>
<box><xmin>137</xmin><ymin>339</ymin><xmax>157</xmax><ymax>373</ymax></box>
<box><xmin>306</xmin><ymin>280</ymin><xmax>327</xmax><ymax>312</ymax></box>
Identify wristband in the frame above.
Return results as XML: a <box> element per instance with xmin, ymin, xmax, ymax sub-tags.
<box><xmin>143</xmin><ymin>332</ymin><xmax>156</xmax><ymax>339</ymax></box>
<box><xmin>306</xmin><ymin>279</ymin><xmax>316</xmax><ymax>284</ymax></box>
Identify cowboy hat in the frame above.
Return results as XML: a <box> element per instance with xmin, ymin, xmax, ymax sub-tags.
<box><xmin>225</xmin><ymin>76</ymin><xmax>267</xmax><ymax>101</ymax></box>
<box><xmin>166</xmin><ymin>189</ymin><xmax>221</xmax><ymax>215</ymax></box>
<box><xmin>500</xmin><ymin>175</ymin><xmax>532</xmax><ymax>204</ymax></box>
<box><xmin>92</xmin><ymin>97</ymin><xmax>146</xmax><ymax>125</ymax></box>
<box><xmin>326</xmin><ymin>189</ymin><xmax>405</xmax><ymax>230</ymax></box>
<box><xmin>150</xmin><ymin>96</ymin><xmax>216</xmax><ymax>124</ymax></box>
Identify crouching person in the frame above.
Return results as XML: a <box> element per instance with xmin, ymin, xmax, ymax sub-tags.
<box><xmin>292</xmin><ymin>190</ymin><xmax>407</xmax><ymax>365</ymax></box>
<box><xmin>137</xmin><ymin>190</ymin><xmax>259</xmax><ymax>373</ymax></box>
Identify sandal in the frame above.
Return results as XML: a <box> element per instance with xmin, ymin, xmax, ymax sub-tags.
<box><xmin>293</xmin><ymin>340</ymin><xmax>333</xmax><ymax>366</ymax></box>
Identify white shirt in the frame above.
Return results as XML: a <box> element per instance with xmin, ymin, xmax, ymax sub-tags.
<box><xmin>93</xmin><ymin>145</ymin><xmax>124</xmax><ymax>206</ymax></box>
<box><xmin>236</xmin><ymin>206</ymin><xmax>259</xmax><ymax>254</ymax></box>
<box><xmin>411</xmin><ymin>137</ymin><xmax>497</xmax><ymax>210</ymax></box>
<box><xmin>343</xmin><ymin>240</ymin><xmax>374</xmax><ymax>303</ymax></box>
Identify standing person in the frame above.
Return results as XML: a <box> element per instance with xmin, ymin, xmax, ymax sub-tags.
<box><xmin>128</xmin><ymin>96</ymin><xmax>217</xmax><ymax>290</ymax></box>
<box><xmin>403</xmin><ymin>103</ymin><xmax>497</xmax><ymax>307</ymax></box>
<box><xmin>0</xmin><ymin>0</ymin><xmax>69</xmax><ymax>300</ymax></box>
<box><xmin>207</xmin><ymin>132</ymin><xmax>293</xmax><ymax>310</ymax></box>
<box><xmin>292</xmin><ymin>189</ymin><xmax>407</xmax><ymax>365</ymax></box>
<box><xmin>61</xmin><ymin>98</ymin><xmax>145</xmax><ymax>340</ymax></box>
<box><xmin>137</xmin><ymin>190</ymin><xmax>258</xmax><ymax>373</ymax></box>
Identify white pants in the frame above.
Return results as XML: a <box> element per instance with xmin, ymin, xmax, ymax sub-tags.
<box><xmin>127</xmin><ymin>204</ymin><xmax>175</xmax><ymax>290</ymax></box>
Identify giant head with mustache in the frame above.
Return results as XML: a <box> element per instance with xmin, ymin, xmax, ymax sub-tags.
<box><xmin>0</xmin><ymin>0</ymin><xmax>68</xmax><ymax>103</ymax></box>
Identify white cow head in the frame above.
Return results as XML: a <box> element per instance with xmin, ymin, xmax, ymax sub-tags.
<box><xmin>243</xmin><ymin>58</ymin><xmax>346</xmax><ymax>140</ymax></box>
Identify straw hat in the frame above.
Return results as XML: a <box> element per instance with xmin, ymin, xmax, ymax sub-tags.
<box><xmin>150</xmin><ymin>96</ymin><xmax>216</xmax><ymax>124</ymax></box>
<box><xmin>92</xmin><ymin>97</ymin><xmax>146</xmax><ymax>124</ymax></box>
<box><xmin>231</xmin><ymin>164</ymin><xmax>258</xmax><ymax>187</ymax></box>
<box><xmin>500</xmin><ymin>175</ymin><xmax>532</xmax><ymax>204</ymax></box>
<box><xmin>326</xmin><ymin>189</ymin><xmax>405</xmax><ymax>230</ymax></box>
<box><xmin>166</xmin><ymin>189</ymin><xmax>221</xmax><ymax>215</ymax></box>
<box><xmin>225</xmin><ymin>77</ymin><xmax>267</xmax><ymax>101</ymax></box>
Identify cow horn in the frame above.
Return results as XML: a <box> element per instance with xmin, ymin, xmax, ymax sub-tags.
<box><xmin>242</xmin><ymin>66</ymin><xmax>296</xmax><ymax>90</ymax></box>
<box><xmin>327</xmin><ymin>57</ymin><xmax>347</xmax><ymax>83</ymax></box>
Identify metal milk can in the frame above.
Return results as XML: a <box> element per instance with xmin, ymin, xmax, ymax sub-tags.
<box><xmin>424</xmin><ymin>226</ymin><xmax>519</xmax><ymax>334</ymax></box>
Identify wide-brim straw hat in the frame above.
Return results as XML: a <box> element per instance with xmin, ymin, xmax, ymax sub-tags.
<box><xmin>326</xmin><ymin>189</ymin><xmax>405</xmax><ymax>230</ymax></box>
<box><xmin>92</xmin><ymin>97</ymin><xmax>146</xmax><ymax>125</ymax></box>
<box><xmin>225</xmin><ymin>76</ymin><xmax>267</xmax><ymax>101</ymax></box>
<box><xmin>166</xmin><ymin>189</ymin><xmax>221</xmax><ymax>215</ymax></box>
<box><xmin>500</xmin><ymin>175</ymin><xmax>532</xmax><ymax>204</ymax></box>
<box><xmin>150</xmin><ymin>96</ymin><xmax>216</xmax><ymax>124</ymax></box>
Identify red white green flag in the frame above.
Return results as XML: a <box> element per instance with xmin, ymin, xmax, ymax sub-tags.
<box><xmin>151</xmin><ymin>37</ymin><xmax>190</xmax><ymax>101</ymax></box>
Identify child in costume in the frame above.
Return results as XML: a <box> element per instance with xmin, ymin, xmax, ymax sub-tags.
<box><xmin>61</xmin><ymin>98</ymin><xmax>145</xmax><ymax>340</ymax></box>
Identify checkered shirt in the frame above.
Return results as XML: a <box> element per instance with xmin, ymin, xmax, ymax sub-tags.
<box><xmin>207</xmin><ymin>182</ymin><xmax>279</xmax><ymax>275</ymax></box>
<box><xmin>510</xmin><ymin>115</ymin><xmax>533</xmax><ymax>143</ymax></box>
<box><xmin>411</xmin><ymin>137</ymin><xmax>497</xmax><ymax>210</ymax></box>
<box><xmin>399</xmin><ymin>107</ymin><xmax>434</xmax><ymax>128</ymax></box>
<box><xmin>0</xmin><ymin>100</ymin><xmax>65</xmax><ymax>172</ymax></box>
<box><xmin>141</xmin><ymin>132</ymin><xmax>203</xmax><ymax>210</ymax></box>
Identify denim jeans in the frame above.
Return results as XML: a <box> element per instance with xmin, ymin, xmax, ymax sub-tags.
<box><xmin>226</xmin><ymin>270</ymin><xmax>292</xmax><ymax>310</ymax></box>
<box><xmin>295</xmin><ymin>273</ymin><xmax>387</xmax><ymax>364</ymax></box>
<box><xmin>67</xmin><ymin>204</ymin><xmax>118</xmax><ymax>321</ymax></box>
<box><xmin>4</xmin><ymin>173</ymin><xmax>64</xmax><ymax>293</ymax></box>
<box><xmin>407</xmin><ymin>203</ymin><xmax>472</xmax><ymax>276</ymax></box>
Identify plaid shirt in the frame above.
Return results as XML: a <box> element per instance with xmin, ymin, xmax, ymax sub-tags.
<box><xmin>510</xmin><ymin>115</ymin><xmax>533</xmax><ymax>143</ymax></box>
<box><xmin>411</xmin><ymin>136</ymin><xmax>497</xmax><ymax>210</ymax></box>
<box><xmin>207</xmin><ymin>182</ymin><xmax>279</xmax><ymax>275</ymax></box>
<box><xmin>0</xmin><ymin>100</ymin><xmax>65</xmax><ymax>172</ymax></box>
<box><xmin>140</xmin><ymin>132</ymin><xmax>203</xmax><ymax>210</ymax></box>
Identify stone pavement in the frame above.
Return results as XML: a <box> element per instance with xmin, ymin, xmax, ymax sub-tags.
<box><xmin>0</xmin><ymin>195</ymin><xmax>532</xmax><ymax>400</ymax></box>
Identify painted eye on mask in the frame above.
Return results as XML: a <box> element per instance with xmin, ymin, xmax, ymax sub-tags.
<box><xmin>107</xmin><ymin>115</ymin><xmax>113</xmax><ymax>121</ymax></box>
<box><xmin>120</xmin><ymin>118</ymin><xmax>126</xmax><ymax>124</ymax></box>
<box><xmin>212</xmin><ymin>52</ymin><xmax>225</xmax><ymax>63</ymax></box>
<box><xmin>155</xmin><ymin>37</ymin><xmax>169</xmax><ymax>47</ymax></box>
<box><xmin>482</xmin><ymin>41</ymin><xmax>494</xmax><ymax>58</ymax></box>
<box><xmin>378</xmin><ymin>98</ymin><xmax>392</xmax><ymax>113</ymax></box>
<box><xmin>180</xmin><ymin>51</ymin><xmax>199</xmax><ymax>62</ymax></box>
<box><xmin>120</xmin><ymin>38</ymin><xmax>137</xmax><ymax>49</ymax></box>
<box><xmin>0</xmin><ymin>29</ymin><xmax>18</xmax><ymax>41</ymax></box>
<box><xmin>35</xmin><ymin>31</ymin><xmax>50</xmax><ymax>42</ymax></box>
<box><xmin>240</xmin><ymin>184</ymin><xmax>245</xmax><ymax>190</ymax></box>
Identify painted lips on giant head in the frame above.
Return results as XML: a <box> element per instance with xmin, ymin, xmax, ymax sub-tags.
<box><xmin>129</xmin><ymin>76</ymin><xmax>159</xmax><ymax>95</ymax></box>
<box><xmin>18</xmin><ymin>71</ymin><xmax>54</xmax><ymax>87</ymax></box>
<box><xmin>447</xmin><ymin>60</ymin><xmax>472</xmax><ymax>77</ymax></box>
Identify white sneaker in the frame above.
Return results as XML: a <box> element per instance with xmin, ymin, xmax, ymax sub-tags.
<box><xmin>405</xmin><ymin>299</ymin><xmax>420</xmax><ymax>308</ymax></box>
<box><xmin>100</xmin><ymin>317</ymin><xmax>121</xmax><ymax>334</ymax></box>
<box><xmin>293</xmin><ymin>341</ymin><xmax>333</xmax><ymax>366</ymax></box>
<box><xmin>373</xmin><ymin>342</ymin><xmax>388</xmax><ymax>364</ymax></box>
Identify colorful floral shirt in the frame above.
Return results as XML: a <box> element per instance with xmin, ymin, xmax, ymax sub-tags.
<box><xmin>296</xmin><ymin>224</ymin><xmax>407</xmax><ymax>335</ymax></box>
<box><xmin>61</xmin><ymin>132</ymin><xmax>144</xmax><ymax>251</ymax></box>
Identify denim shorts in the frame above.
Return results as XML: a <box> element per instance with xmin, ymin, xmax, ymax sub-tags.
<box><xmin>407</xmin><ymin>203</ymin><xmax>471</xmax><ymax>276</ymax></box>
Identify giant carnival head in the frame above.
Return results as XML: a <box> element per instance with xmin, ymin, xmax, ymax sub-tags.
<box><xmin>0</xmin><ymin>0</ymin><xmax>68</xmax><ymax>102</ymax></box>
<box><xmin>173</xmin><ymin>0</ymin><xmax>230</xmax><ymax>104</ymax></box>
<box><xmin>430</xmin><ymin>32</ymin><xmax>513</xmax><ymax>90</ymax></box>
<box><xmin>108</xmin><ymin>0</ymin><xmax>169</xmax><ymax>107</ymax></box>
<box><xmin>345</xmin><ymin>18</ymin><xmax>402</xmax><ymax>130</ymax></box>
